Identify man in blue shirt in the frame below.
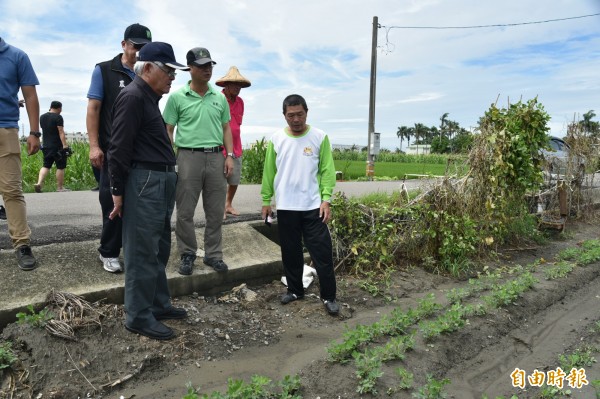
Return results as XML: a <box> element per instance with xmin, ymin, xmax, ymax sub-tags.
<box><xmin>0</xmin><ymin>37</ymin><xmax>41</xmax><ymax>270</ymax></box>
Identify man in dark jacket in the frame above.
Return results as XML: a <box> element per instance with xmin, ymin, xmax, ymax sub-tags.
<box><xmin>108</xmin><ymin>42</ymin><xmax>189</xmax><ymax>340</ymax></box>
<box><xmin>86</xmin><ymin>23</ymin><xmax>152</xmax><ymax>273</ymax></box>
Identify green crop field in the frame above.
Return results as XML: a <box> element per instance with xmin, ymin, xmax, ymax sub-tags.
<box><xmin>19</xmin><ymin>141</ymin><xmax>97</xmax><ymax>193</ymax></box>
<box><xmin>15</xmin><ymin>141</ymin><xmax>468</xmax><ymax>192</ymax></box>
<box><xmin>334</xmin><ymin>160</ymin><xmax>467</xmax><ymax>180</ymax></box>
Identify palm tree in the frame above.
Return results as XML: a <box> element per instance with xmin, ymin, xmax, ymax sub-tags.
<box><xmin>439</xmin><ymin>112</ymin><xmax>449</xmax><ymax>143</ymax></box>
<box><xmin>580</xmin><ymin>110</ymin><xmax>599</xmax><ymax>137</ymax></box>
<box><xmin>414</xmin><ymin>123</ymin><xmax>428</xmax><ymax>154</ymax></box>
<box><xmin>397</xmin><ymin>125</ymin><xmax>412</xmax><ymax>150</ymax></box>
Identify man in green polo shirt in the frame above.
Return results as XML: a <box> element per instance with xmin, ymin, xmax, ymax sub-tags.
<box><xmin>164</xmin><ymin>47</ymin><xmax>234</xmax><ymax>276</ymax></box>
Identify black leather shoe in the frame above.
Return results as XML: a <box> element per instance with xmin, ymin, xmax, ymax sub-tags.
<box><xmin>154</xmin><ymin>307</ymin><xmax>187</xmax><ymax>320</ymax></box>
<box><xmin>178</xmin><ymin>253</ymin><xmax>196</xmax><ymax>276</ymax></box>
<box><xmin>125</xmin><ymin>321</ymin><xmax>174</xmax><ymax>340</ymax></box>
<box><xmin>203</xmin><ymin>257</ymin><xmax>228</xmax><ymax>273</ymax></box>
<box><xmin>16</xmin><ymin>246</ymin><xmax>37</xmax><ymax>271</ymax></box>
<box><xmin>281</xmin><ymin>292</ymin><xmax>303</xmax><ymax>305</ymax></box>
<box><xmin>323</xmin><ymin>299</ymin><xmax>340</xmax><ymax>315</ymax></box>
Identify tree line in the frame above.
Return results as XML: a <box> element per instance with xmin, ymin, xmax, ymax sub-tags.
<box><xmin>397</xmin><ymin>110</ymin><xmax>599</xmax><ymax>154</ymax></box>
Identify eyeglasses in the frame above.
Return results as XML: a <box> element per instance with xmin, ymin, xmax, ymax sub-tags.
<box><xmin>128</xmin><ymin>40</ymin><xmax>145</xmax><ymax>50</ymax></box>
<box><xmin>152</xmin><ymin>62</ymin><xmax>177</xmax><ymax>78</ymax></box>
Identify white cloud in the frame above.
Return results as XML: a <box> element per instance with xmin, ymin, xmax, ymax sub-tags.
<box><xmin>2</xmin><ymin>0</ymin><xmax>598</xmax><ymax>150</ymax></box>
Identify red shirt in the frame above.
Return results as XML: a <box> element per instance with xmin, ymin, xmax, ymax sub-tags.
<box><xmin>222</xmin><ymin>90</ymin><xmax>244</xmax><ymax>157</ymax></box>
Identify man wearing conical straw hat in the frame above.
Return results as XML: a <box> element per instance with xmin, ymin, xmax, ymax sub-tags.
<box><xmin>216</xmin><ymin>66</ymin><xmax>251</xmax><ymax>219</ymax></box>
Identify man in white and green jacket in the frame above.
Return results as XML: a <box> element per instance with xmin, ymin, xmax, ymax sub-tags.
<box><xmin>261</xmin><ymin>94</ymin><xmax>339</xmax><ymax>315</ymax></box>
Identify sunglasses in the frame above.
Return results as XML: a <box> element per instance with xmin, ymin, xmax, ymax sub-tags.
<box><xmin>152</xmin><ymin>62</ymin><xmax>177</xmax><ymax>79</ymax></box>
<box><xmin>128</xmin><ymin>40</ymin><xmax>145</xmax><ymax>50</ymax></box>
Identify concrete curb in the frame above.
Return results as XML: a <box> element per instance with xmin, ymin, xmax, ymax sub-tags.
<box><xmin>0</xmin><ymin>221</ymin><xmax>284</xmax><ymax>329</ymax></box>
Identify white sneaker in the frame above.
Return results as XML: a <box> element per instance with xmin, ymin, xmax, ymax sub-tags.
<box><xmin>99</xmin><ymin>255</ymin><xmax>122</xmax><ymax>273</ymax></box>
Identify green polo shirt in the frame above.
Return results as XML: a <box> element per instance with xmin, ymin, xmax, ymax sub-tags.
<box><xmin>163</xmin><ymin>81</ymin><xmax>231</xmax><ymax>148</ymax></box>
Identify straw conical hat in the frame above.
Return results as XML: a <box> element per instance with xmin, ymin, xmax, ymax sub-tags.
<box><xmin>216</xmin><ymin>66</ymin><xmax>251</xmax><ymax>88</ymax></box>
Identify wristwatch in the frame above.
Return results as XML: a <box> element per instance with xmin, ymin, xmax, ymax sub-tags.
<box><xmin>30</xmin><ymin>131</ymin><xmax>41</xmax><ymax>138</ymax></box>
<box><xmin>227</xmin><ymin>152</ymin><xmax>234</xmax><ymax>158</ymax></box>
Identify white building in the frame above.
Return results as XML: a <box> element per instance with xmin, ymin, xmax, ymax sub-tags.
<box><xmin>404</xmin><ymin>144</ymin><xmax>431</xmax><ymax>155</ymax></box>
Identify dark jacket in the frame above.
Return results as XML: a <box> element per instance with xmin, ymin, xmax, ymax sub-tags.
<box><xmin>108</xmin><ymin>76</ymin><xmax>176</xmax><ymax>196</ymax></box>
<box><xmin>96</xmin><ymin>54</ymin><xmax>134</xmax><ymax>152</ymax></box>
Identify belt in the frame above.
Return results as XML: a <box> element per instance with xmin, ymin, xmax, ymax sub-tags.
<box><xmin>132</xmin><ymin>162</ymin><xmax>175</xmax><ymax>172</ymax></box>
<box><xmin>178</xmin><ymin>146</ymin><xmax>223</xmax><ymax>153</ymax></box>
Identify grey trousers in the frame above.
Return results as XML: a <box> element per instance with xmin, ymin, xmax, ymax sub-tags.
<box><xmin>123</xmin><ymin>168</ymin><xmax>177</xmax><ymax>328</ymax></box>
<box><xmin>175</xmin><ymin>149</ymin><xmax>227</xmax><ymax>259</ymax></box>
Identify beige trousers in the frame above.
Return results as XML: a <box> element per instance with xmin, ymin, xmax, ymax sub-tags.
<box><xmin>0</xmin><ymin>128</ymin><xmax>31</xmax><ymax>248</ymax></box>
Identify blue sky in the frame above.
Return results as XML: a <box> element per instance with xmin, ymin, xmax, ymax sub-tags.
<box><xmin>1</xmin><ymin>0</ymin><xmax>599</xmax><ymax>150</ymax></box>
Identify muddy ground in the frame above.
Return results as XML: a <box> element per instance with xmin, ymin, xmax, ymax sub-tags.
<box><xmin>1</xmin><ymin>221</ymin><xmax>599</xmax><ymax>399</ymax></box>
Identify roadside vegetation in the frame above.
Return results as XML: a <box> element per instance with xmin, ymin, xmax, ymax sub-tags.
<box><xmin>7</xmin><ymin>101</ymin><xmax>600</xmax><ymax>398</ymax></box>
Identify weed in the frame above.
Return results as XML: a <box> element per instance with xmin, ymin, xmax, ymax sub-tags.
<box><xmin>241</xmin><ymin>137</ymin><xmax>267</xmax><ymax>184</ymax></box>
<box><xmin>387</xmin><ymin>367</ymin><xmax>414</xmax><ymax>395</ymax></box>
<box><xmin>556</xmin><ymin>248</ymin><xmax>580</xmax><ymax>261</ymax></box>
<box><xmin>341</xmin><ymin>159</ymin><xmax>353</xmax><ymax>181</ymax></box>
<box><xmin>278</xmin><ymin>375</ymin><xmax>302</xmax><ymax>399</ymax></box>
<box><xmin>419</xmin><ymin>303</ymin><xmax>469</xmax><ymax>342</ymax></box>
<box><xmin>0</xmin><ymin>341</ymin><xmax>17</xmax><ymax>370</ymax></box>
<box><xmin>446</xmin><ymin>287</ymin><xmax>470</xmax><ymax>304</ymax></box>
<box><xmin>396</xmin><ymin>367</ymin><xmax>414</xmax><ymax>389</ymax></box>
<box><xmin>182</xmin><ymin>382</ymin><xmax>199</xmax><ymax>399</ymax></box>
<box><xmin>558</xmin><ymin>230</ymin><xmax>575</xmax><ymax>240</ymax></box>
<box><xmin>16</xmin><ymin>304</ymin><xmax>53</xmax><ymax>328</ymax></box>
<box><xmin>483</xmin><ymin>272</ymin><xmax>537</xmax><ymax>308</ymax></box>
<box><xmin>578</xmin><ymin>240</ymin><xmax>600</xmax><ymax>265</ymax></box>
<box><xmin>416</xmin><ymin>293</ymin><xmax>442</xmax><ymax>318</ymax></box>
<box><xmin>412</xmin><ymin>374</ymin><xmax>450</xmax><ymax>399</ymax></box>
<box><xmin>538</xmin><ymin>384</ymin><xmax>572</xmax><ymax>398</ymax></box>
<box><xmin>592</xmin><ymin>379</ymin><xmax>600</xmax><ymax>399</ymax></box>
<box><xmin>358</xmin><ymin>269</ymin><xmax>396</xmax><ymax>301</ymax></box>
<box><xmin>327</xmin><ymin>324</ymin><xmax>377</xmax><ymax>363</ymax></box>
<box><xmin>354</xmin><ymin>350</ymin><xmax>384</xmax><ymax>395</ymax></box>
<box><xmin>193</xmin><ymin>374</ymin><xmax>298</xmax><ymax>398</ymax></box>
<box><xmin>374</xmin><ymin>334</ymin><xmax>415</xmax><ymax>362</ymax></box>
<box><xmin>328</xmin><ymin>300</ymin><xmax>429</xmax><ymax>363</ymax></box>
<box><xmin>544</xmin><ymin>261</ymin><xmax>575</xmax><ymax>280</ymax></box>
<box><xmin>558</xmin><ymin>346</ymin><xmax>597</xmax><ymax>370</ymax></box>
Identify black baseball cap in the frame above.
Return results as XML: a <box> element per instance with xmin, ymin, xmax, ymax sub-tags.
<box><xmin>186</xmin><ymin>47</ymin><xmax>216</xmax><ymax>66</ymax></box>
<box><xmin>124</xmin><ymin>23</ymin><xmax>152</xmax><ymax>44</ymax></box>
<box><xmin>138</xmin><ymin>42</ymin><xmax>189</xmax><ymax>70</ymax></box>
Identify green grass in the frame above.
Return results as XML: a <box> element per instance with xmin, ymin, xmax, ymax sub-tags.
<box><xmin>334</xmin><ymin>160</ymin><xmax>463</xmax><ymax>180</ymax></box>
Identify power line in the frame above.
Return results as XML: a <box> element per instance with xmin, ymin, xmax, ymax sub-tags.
<box><xmin>381</xmin><ymin>13</ymin><xmax>600</xmax><ymax>30</ymax></box>
<box><xmin>379</xmin><ymin>13</ymin><xmax>600</xmax><ymax>53</ymax></box>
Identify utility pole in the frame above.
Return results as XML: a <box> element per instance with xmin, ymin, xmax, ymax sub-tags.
<box><xmin>366</xmin><ymin>16</ymin><xmax>379</xmax><ymax>180</ymax></box>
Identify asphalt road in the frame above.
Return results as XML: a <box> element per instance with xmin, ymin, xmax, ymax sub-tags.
<box><xmin>0</xmin><ymin>180</ymin><xmax>429</xmax><ymax>249</ymax></box>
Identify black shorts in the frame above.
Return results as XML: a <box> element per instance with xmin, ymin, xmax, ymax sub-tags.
<box><xmin>42</xmin><ymin>147</ymin><xmax>67</xmax><ymax>169</ymax></box>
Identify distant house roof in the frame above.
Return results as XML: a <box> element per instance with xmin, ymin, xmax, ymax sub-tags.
<box><xmin>332</xmin><ymin>144</ymin><xmax>361</xmax><ymax>151</ymax></box>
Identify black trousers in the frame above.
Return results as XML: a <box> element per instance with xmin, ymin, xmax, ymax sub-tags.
<box><xmin>123</xmin><ymin>168</ymin><xmax>177</xmax><ymax>327</ymax></box>
<box><xmin>98</xmin><ymin>160</ymin><xmax>122</xmax><ymax>258</ymax></box>
<box><xmin>277</xmin><ymin>209</ymin><xmax>336</xmax><ymax>301</ymax></box>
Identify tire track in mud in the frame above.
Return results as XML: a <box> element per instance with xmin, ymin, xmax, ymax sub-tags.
<box><xmin>445</xmin><ymin>264</ymin><xmax>600</xmax><ymax>398</ymax></box>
